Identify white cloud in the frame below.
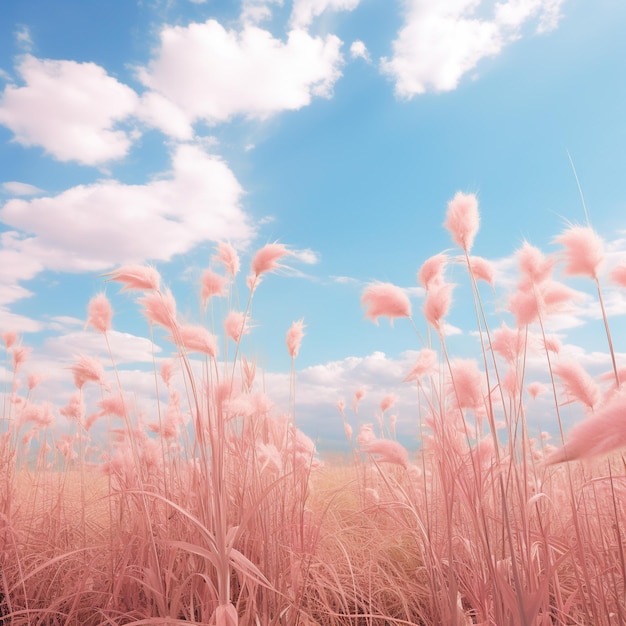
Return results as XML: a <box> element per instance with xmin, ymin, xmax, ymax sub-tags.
<box><xmin>136</xmin><ymin>20</ymin><xmax>343</xmax><ymax>129</ymax></box>
<box><xmin>0</xmin><ymin>144</ymin><xmax>253</xmax><ymax>278</ymax></box>
<box><xmin>15</xmin><ymin>25</ymin><xmax>34</xmax><ymax>52</ymax></box>
<box><xmin>2</xmin><ymin>181</ymin><xmax>43</xmax><ymax>196</ymax></box>
<box><xmin>292</xmin><ymin>248</ymin><xmax>320</xmax><ymax>264</ymax></box>
<box><xmin>290</xmin><ymin>0</ymin><xmax>362</xmax><ymax>29</ymax></box>
<box><xmin>381</xmin><ymin>0</ymin><xmax>566</xmax><ymax>98</ymax></box>
<box><xmin>0</xmin><ymin>55</ymin><xmax>139</xmax><ymax>165</ymax></box>
<box><xmin>350</xmin><ymin>40</ymin><xmax>370</xmax><ymax>62</ymax></box>
<box><xmin>241</xmin><ymin>0</ymin><xmax>284</xmax><ymax>24</ymax></box>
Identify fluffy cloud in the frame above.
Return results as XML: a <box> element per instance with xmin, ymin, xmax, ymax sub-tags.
<box><xmin>350</xmin><ymin>40</ymin><xmax>370</xmax><ymax>62</ymax></box>
<box><xmin>2</xmin><ymin>181</ymin><xmax>43</xmax><ymax>196</ymax></box>
<box><xmin>0</xmin><ymin>55</ymin><xmax>139</xmax><ymax>165</ymax></box>
<box><xmin>136</xmin><ymin>20</ymin><xmax>343</xmax><ymax>131</ymax></box>
<box><xmin>0</xmin><ymin>144</ymin><xmax>252</xmax><ymax>274</ymax></box>
<box><xmin>381</xmin><ymin>0</ymin><xmax>566</xmax><ymax>98</ymax></box>
<box><xmin>290</xmin><ymin>0</ymin><xmax>362</xmax><ymax>28</ymax></box>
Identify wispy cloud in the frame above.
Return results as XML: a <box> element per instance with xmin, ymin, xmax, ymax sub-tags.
<box><xmin>2</xmin><ymin>181</ymin><xmax>43</xmax><ymax>196</ymax></box>
<box><xmin>0</xmin><ymin>55</ymin><xmax>139</xmax><ymax>165</ymax></box>
<box><xmin>290</xmin><ymin>0</ymin><xmax>363</xmax><ymax>29</ymax></box>
<box><xmin>381</xmin><ymin>0</ymin><xmax>566</xmax><ymax>98</ymax></box>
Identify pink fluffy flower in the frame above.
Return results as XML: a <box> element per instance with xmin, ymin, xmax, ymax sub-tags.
<box><xmin>518</xmin><ymin>242</ymin><xmax>554</xmax><ymax>284</ymax></box>
<box><xmin>443</xmin><ymin>192</ymin><xmax>480</xmax><ymax>253</ymax></box>
<box><xmin>12</xmin><ymin>344</ymin><xmax>30</xmax><ymax>374</ymax></box>
<box><xmin>360</xmin><ymin>438</ymin><xmax>409</xmax><ymax>468</ymax></box>
<box><xmin>201</xmin><ymin>269</ymin><xmax>227</xmax><ymax>307</ymax></box>
<box><xmin>554</xmin><ymin>225</ymin><xmax>604</xmax><ymax>279</ymax></box>
<box><xmin>527</xmin><ymin>382</ymin><xmax>548</xmax><ymax>399</ymax></box>
<box><xmin>361</xmin><ymin>282</ymin><xmax>411</xmax><ymax>325</ymax></box>
<box><xmin>610</xmin><ymin>264</ymin><xmax>626</xmax><ymax>288</ymax></box>
<box><xmin>224</xmin><ymin>310</ymin><xmax>249</xmax><ymax>343</ymax></box>
<box><xmin>86</xmin><ymin>293</ymin><xmax>113</xmax><ymax>333</ymax></box>
<box><xmin>60</xmin><ymin>392</ymin><xmax>85</xmax><ymax>424</ymax></box>
<box><xmin>70</xmin><ymin>355</ymin><xmax>107</xmax><ymax>389</ymax></box>
<box><xmin>553</xmin><ymin>359</ymin><xmax>599</xmax><ymax>410</ymax></box>
<box><xmin>468</xmin><ymin>256</ymin><xmax>495</xmax><ymax>285</ymax></box>
<box><xmin>173</xmin><ymin>324</ymin><xmax>218</xmax><ymax>357</ymax></box>
<box><xmin>139</xmin><ymin>288</ymin><xmax>177</xmax><ymax>331</ymax></box>
<box><xmin>544</xmin><ymin>387</ymin><xmax>626</xmax><ymax>464</ymax></box>
<box><xmin>491</xmin><ymin>323</ymin><xmax>524</xmax><ymax>363</ymax></box>
<box><xmin>1</xmin><ymin>331</ymin><xmax>18</xmax><ymax>349</ymax></box>
<box><xmin>251</xmin><ymin>243</ymin><xmax>289</xmax><ymax>277</ymax></box>
<box><xmin>105</xmin><ymin>264</ymin><xmax>161</xmax><ymax>291</ymax></box>
<box><xmin>380</xmin><ymin>393</ymin><xmax>396</xmax><ymax>413</ymax></box>
<box><xmin>417</xmin><ymin>254</ymin><xmax>448</xmax><ymax>290</ymax></box>
<box><xmin>286</xmin><ymin>319</ymin><xmax>305</xmax><ymax>359</ymax></box>
<box><xmin>99</xmin><ymin>395</ymin><xmax>127</xmax><ymax>418</ymax></box>
<box><xmin>448</xmin><ymin>358</ymin><xmax>484</xmax><ymax>410</ymax></box>
<box><xmin>353</xmin><ymin>388</ymin><xmax>365</xmax><ymax>414</ymax></box>
<box><xmin>423</xmin><ymin>282</ymin><xmax>453</xmax><ymax>330</ymax></box>
<box><xmin>213</xmin><ymin>242</ymin><xmax>240</xmax><ymax>277</ymax></box>
<box><xmin>403</xmin><ymin>348</ymin><xmax>438</xmax><ymax>381</ymax></box>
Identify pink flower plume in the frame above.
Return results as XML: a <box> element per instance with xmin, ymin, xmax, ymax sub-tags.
<box><xmin>1</xmin><ymin>331</ymin><xmax>18</xmax><ymax>349</ymax></box>
<box><xmin>70</xmin><ymin>355</ymin><xmax>107</xmax><ymax>390</ymax></box>
<box><xmin>353</xmin><ymin>388</ymin><xmax>365</xmax><ymax>414</ymax></box>
<box><xmin>554</xmin><ymin>225</ymin><xmax>604</xmax><ymax>279</ymax></box>
<box><xmin>213</xmin><ymin>242</ymin><xmax>240</xmax><ymax>277</ymax></box>
<box><xmin>139</xmin><ymin>288</ymin><xmax>177</xmax><ymax>331</ymax></box>
<box><xmin>171</xmin><ymin>324</ymin><xmax>218</xmax><ymax>357</ymax></box>
<box><xmin>360</xmin><ymin>438</ymin><xmax>409</xmax><ymax>468</ymax></box>
<box><xmin>286</xmin><ymin>319</ymin><xmax>305</xmax><ymax>359</ymax></box>
<box><xmin>544</xmin><ymin>387</ymin><xmax>626</xmax><ymax>464</ymax></box>
<box><xmin>527</xmin><ymin>381</ymin><xmax>548</xmax><ymax>399</ymax></box>
<box><xmin>491</xmin><ymin>323</ymin><xmax>524</xmax><ymax>363</ymax></box>
<box><xmin>251</xmin><ymin>243</ymin><xmax>289</xmax><ymax>277</ymax></box>
<box><xmin>86</xmin><ymin>293</ymin><xmax>113</xmax><ymax>333</ymax></box>
<box><xmin>468</xmin><ymin>256</ymin><xmax>495</xmax><ymax>285</ymax></box>
<box><xmin>380</xmin><ymin>393</ymin><xmax>396</xmax><ymax>413</ymax></box>
<box><xmin>361</xmin><ymin>282</ymin><xmax>411</xmax><ymax>325</ymax></box>
<box><xmin>224</xmin><ymin>310</ymin><xmax>249</xmax><ymax>343</ymax></box>
<box><xmin>610</xmin><ymin>264</ymin><xmax>626</xmax><ymax>288</ymax></box>
<box><xmin>201</xmin><ymin>269</ymin><xmax>227</xmax><ymax>307</ymax></box>
<box><xmin>553</xmin><ymin>359</ymin><xmax>599</xmax><ymax>410</ymax></box>
<box><xmin>423</xmin><ymin>282</ymin><xmax>453</xmax><ymax>330</ymax></box>
<box><xmin>417</xmin><ymin>254</ymin><xmax>447</xmax><ymax>290</ymax></box>
<box><xmin>105</xmin><ymin>264</ymin><xmax>161</xmax><ymax>291</ymax></box>
<box><xmin>444</xmin><ymin>192</ymin><xmax>480</xmax><ymax>253</ymax></box>
<box><xmin>448</xmin><ymin>358</ymin><xmax>484</xmax><ymax>410</ymax></box>
<box><xmin>403</xmin><ymin>348</ymin><xmax>438</xmax><ymax>382</ymax></box>
<box><xmin>518</xmin><ymin>242</ymin><xmax>554</xmax><ymax>284</ymax></box>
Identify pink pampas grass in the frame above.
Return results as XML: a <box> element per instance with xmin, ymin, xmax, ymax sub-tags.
<box><xmin>172</xmin><ymin>324</ymin><xmax>218</xmax><ymax>357</ymax></box>
<box><xmin>86</xmin><ymin>293</ymin><xmax>113</xmax><ymax>333</ymax></box>
<box><xmin>360</xmin><ymin>438</ymin><xmax>409</xmax><ymax>468</ymax></box>
<box><xmin>1</xmin><ymin>330</ymin><xmax>17</xmax><ymax>349</ymax></box>
<box><xmin>444</xmin><ymin>192</ymin><xmax>480</xmax><ymax>253</ymax></box>
<box><xmin>251</xmin><ymin>242</ymin><xmax>289</xmax><ymax>277</ymax></box>
<box><xmin>361</xmin><ymin>282</ymin><xmax>412</xmax><ymax>325</ymax></box>
<box><xmin>286</xmin><ymin>319</ymin><xmax>305</xmax><ymax>359</ymax></box>
<box><xmin>468</xmin><ymin>255</ymin><xmax>495</xmax><ymax>285</ymax></box>
<box><xmin>610</xmin><ymin>263</ymin><xmax>626</xmax><ymax>287</ymax></box>
<box><xmin>70</xmin><ymin>355</ymin><xmax>107</xmax><ymax>389</ymax></box>
<box><xmin>105</xmin><ymin>264</ymin><xmax>161</xmax><ymax>291</ymax></box>
<box><xmin>554</xmin><ymin>225</ymin><xmax>604</xmax><ymax>279</ymax></box>
<box><xmin>423</xmin><ymin>282</ymin><xmax>453</xmax><ymax>330</ymax></box>
<box><xmin>403</xmin><ymin>348</ymin><xmax>438</xmax><ymax>381</ymax></box>
<box><xmin>201</xmin><ymin>269</ymin><xmax>227</xmax><ymax>306</ymax></box>
<box><xmin>544</xmin><ymin>387</ymin><xmax>626</xmax><ymax>463</ymax></box>
<box><xmin>213</xmin><ymin>242</ymin><xmax>240</xmax><ymax>277</ymax></box>
<box><xmin>224</xmin><ymin>310</ymin><xmax>249</xmax><ymax>343</ymax></box>
<box><xmin>553</xmin><ymin>359</ymin><xmax>599</xmax><ymax>410</ymax></box>
<box><xmin>139</xmin><ymin>288</ymin><xmax>177</xmax><ymax>331</ymax></box>
<box><xmin>418</xmin><ymin>253</ymin><xmax>447</xmax><ymax>289</ymax></box>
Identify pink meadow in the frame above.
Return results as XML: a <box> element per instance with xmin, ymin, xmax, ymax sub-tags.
<box><xmin>2</xmin><ymin>195</ymin><xmax>626</xmax><ymax>625</ymax></box>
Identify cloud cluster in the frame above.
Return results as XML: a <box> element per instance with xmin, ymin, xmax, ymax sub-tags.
<box><xmin>381</xmin><ymin>0</ymin><xmax>566</xmax><ymax>98</ymax></box>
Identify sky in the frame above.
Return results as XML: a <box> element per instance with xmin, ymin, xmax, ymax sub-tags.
<box><xmin>1</xmin><ymin>0</ymin><xmax>625</xmax><ymax>450</ymax></box>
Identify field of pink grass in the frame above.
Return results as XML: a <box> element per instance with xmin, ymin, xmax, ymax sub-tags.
<box><xmin>2</xmin><ymin>194</ymin><xmax>626</xmax><ymax>625</ymax></box>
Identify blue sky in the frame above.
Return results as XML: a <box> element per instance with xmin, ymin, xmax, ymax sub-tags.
<box><xmin>1</xmin><ymin>0</ymin><xmax>625</xmax><ymax>449</ymax></box>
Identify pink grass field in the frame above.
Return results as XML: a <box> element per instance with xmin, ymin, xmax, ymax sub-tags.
<box><xmin>2</xmin><ymin>195</ymin><xmax>626</xmax><ymax>625</ymax></box>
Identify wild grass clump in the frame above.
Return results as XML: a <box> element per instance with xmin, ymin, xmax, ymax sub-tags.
<box><xmin>1</xmin><ymin>195</ymin><xmax>625</xmax><ymax>624</ymax></box>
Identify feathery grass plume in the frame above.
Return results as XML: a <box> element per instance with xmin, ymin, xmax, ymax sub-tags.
<box><xmin>69</xmin><ymin>354</ymin><xmax>106</xmax><ymax>389</ymax></box>
<box><xmin>286</xmin><ymin>319</ymin><xmax>305</xmax><ymax>358</ymax></box>
<box><xmin>380</xmin><ymin>393</ymin><xmax>396</xmax><ymax>413</ymax></box>
<box><xmin>544</xmin><ymin>387</ymin><xmax>626</xmax><ymax>463</ymax></box>
<box><xmin>360</xmin><ymin>438</ymin><xmax>409</xmax><ymax>468</ymax></box>
<box><xmin>251</xmin><ymin>242</ymin><xmax>289</xmax><ymax>276</ymax></box>
<box><xmin>403</xmin><ymin>348</ymin><xmax>438</xmax><ymax>381</ymax></box>
<box><xmin>553</xmin><ymin>359</ymin><xmax>599</xmax><ymax>410</ymax></box>
<box><xmin>356</xmin><ymin>423</ymin><xmax>376</xmax><ymax>446</ymax></box>
<box><xmin>418</xmin><ymin>253</ymin><xmax>448</xmax><ymax>289</ymax></box>
<box><xmin>554</xmin><ymin>225</ymin><xmax>604</xmax><ymax>279</ymax></box>
<box><xmin>11</xmin><ymin>343</ymin><xmax>30</xmax><ymax>373</ymax></box>
<box><xmin>527</xmin><ymin>381</ymin><xmax>548</xmax><ymax>399</ymax></box>
<box><xmin>171</xmin><ymin>324</ymin><xmax>218</xmax><ymax>357</ymax></box>
<box><xmin>423</xmin><ymin>281</ymin><xmax>453</xmax><ymax>330</ymax></box>
<box><xmin>1</xmin><ymin>330</ymin><xmax>17</xmax><ymax>349</ymax></box>
<box><xmin>610</xmin><ymin>263</ymin><xmax>626</xmax><ymax>287</ymax></box>
<box><xmin>444</xmin><ymin>191</ymin><xmax>480</xmax><ymax>253</ymax></box>
<box><xmin>160</xmin><ymin>359</ymin><xmax>175</xmax><ymax>387</ymax></box>
<box><xmin>518</xmin><ymin>241</ymin><xmax>555</xmax><ymax>284</ymax></box>
<box><xmin>27</xmin><ymin>372</ymin><xmax>43</xmax><ymax>390</ymax></box>
<box><xmin>20</xmin><ymin>400</ymin><xmax>54</xmax><ymax>428</ymax></box>
<box><xmin>138</xmin><ymin>288</ymin><xmax>177</xmax><ymax>331</ymax></box>
<box><xmin>509</xmin><ymin>279</ymin><xmax>578</xmax><ymax>327</ymax></box>
<box><xmin>361</xmin><ymin>282</ymin><xmax>411</xmax><ymax>325</ymax></box>
<box><xmin>448</xmin><ymin>358</ymin><xmax>484</xmax><ymax>410</ymax></box>
<box><xmin>86</xmin><ymin>293</ymin><xmax>113</xmax><ymax>333</ymax></box>
<box><xmin>99</xmin><ymin>394</ymin><xmax>127</xmax><ymax>418</ymax></box>
<box><xmin>201</xmin><ymin>268</ymin><xmax>227</xmax><ymax>307</ymax></box>
<box><xmin>224</xmin><ymin>310</ymin><xmax>248</xmax><ymax>342</ymax></box>
<box><xmin>60</xmin><ymin>392</ymin><xmax>85</xmax><ymax>424</ymax></box>
<box><xmin>543</xmin><ymin>334</ymin><xmax>562</xmax><ymax>354</ymax></box>
<box><xmin>468</xmin><ymin>255</ymin><xmax>495</xmax><ymax>285</ymax></box>
<box><xmin>105</xmin><ymin>264</ymin><xmax>161</xmax><ymax>291</ymax></box>
<box><xmin>213</xmin><ymin>241</ymin><xmax>240</xmax><ymax>277</ymax></box>
<box><xmin>353</xmin><ymin>387</ymin><xmax>365</xmax><ymax>413</ymax></box>
<box><xmin>491</xmin><ymin>323</ymin><xmax>525</xmax><ymax>362</ymax></box>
